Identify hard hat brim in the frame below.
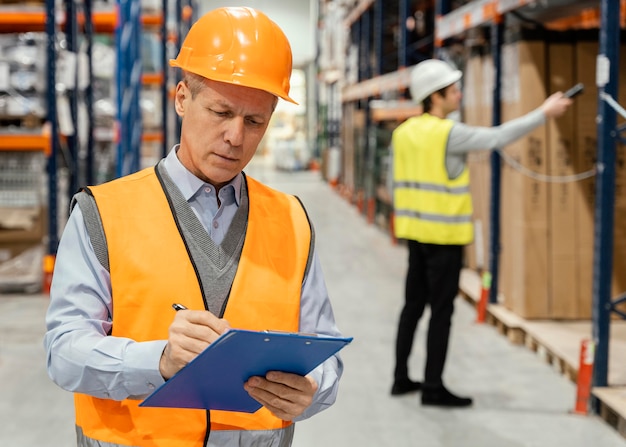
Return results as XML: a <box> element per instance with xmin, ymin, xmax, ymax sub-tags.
<box><xmin>169</xmin><ymin>58</ymin><xmax>298</xmax><ymax>105</ymax></box>
<box><xmin>412</xmin><ymin>69</ymin><xmax>462</xmax><ymax>104</ymax></box>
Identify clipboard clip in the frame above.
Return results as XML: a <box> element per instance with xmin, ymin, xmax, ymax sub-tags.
<box><xmin>263</xmin><ymin>329</ymin><xmax>319</xmax><ymax>337</ymax></box>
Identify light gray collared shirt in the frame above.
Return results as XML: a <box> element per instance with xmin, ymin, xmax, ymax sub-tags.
<box><xmin>44</xmin><ymin>147</ymin><xmax>343</xmax><ymax>422</ymax></box>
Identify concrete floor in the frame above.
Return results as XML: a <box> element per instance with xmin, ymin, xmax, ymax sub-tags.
<box><xmin>2</xmin><ymin>159</ymin><xmax>626</xmax><ymax>446</ymax></box>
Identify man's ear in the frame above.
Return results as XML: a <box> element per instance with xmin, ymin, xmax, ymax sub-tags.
<box><xmin>174</xmin><ymin>82</ymin><xmax>188</xmax><ymax>117</ymax></box>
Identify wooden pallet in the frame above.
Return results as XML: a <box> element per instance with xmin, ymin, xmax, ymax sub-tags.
<box><xmin>593</xmin><ymin>387</ymin><xmax>626</xmax><ymax>439</ymax></box>
<box><xmin>459</xmin><ymin>268</ymin><xmax>626</xmax><ymax>440</ymax></box>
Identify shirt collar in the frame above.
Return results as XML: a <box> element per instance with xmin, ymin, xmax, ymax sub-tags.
<box><xmin>162</xmin><ymin>145</ymin><xmax>242</xmax><ymax>206</ymax></box>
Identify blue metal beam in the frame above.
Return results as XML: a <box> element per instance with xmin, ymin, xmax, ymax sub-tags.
<box><xmin>434</xmin><ymin>0</ymin><xmax>451</xmax><ymax>59</ymax></box>
<box><xmin>161</xmin><ymin>0</ymin><xmax>169</xmax><ymax>158</ymax></box>
<box><xmin>592</xmin><ymin>0</ymin><xmax>621</xmax><ymax>390</ymax></box>
<box><xmin>489</xmin><ymin>20</ymin><xmax>503</xmax><ymax>303</ymax></box>
<box><xmin>116</xmin><ymin>0</ymin><xmax>142</xmax><ymax>178</ymax></box>
<box><xmin>84</xmin><ymin>0</ymin><xmax>95</xmax><ymax>185</ymax></box>
<box><xmin>64</xmin><ymin>0</ymin><xmax>79</xmax><ymax>195</ymax></box>
<box><xmin>45</xmin><ymin>0</ymin><xmax>58</xmax><ymax>255</ymax></box>
<box><xmin>398</xmin><ymin>0</ymin><xmax>410</xmax><ymax>68</ymax></box>
<box><xmin>374</xmin><ymin>0</ymin><xmax>383</xmax><ymax>77</ymax></box>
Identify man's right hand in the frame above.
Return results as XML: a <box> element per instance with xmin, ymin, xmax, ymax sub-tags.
<box><xmin>159</xmin><ymin>310</ymin><xmax>231</xmax><ymax>380</ymax></box>
<box><xmin>541</xmin><ymin>92</ymin><xmax>573</xmax><ymax>119</ymax></box>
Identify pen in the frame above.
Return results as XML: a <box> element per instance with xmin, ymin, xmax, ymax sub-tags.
<box><xmin>172</xmin><ymin>303</ymin><xmax>188</xmax><ymax>311</ymax></box>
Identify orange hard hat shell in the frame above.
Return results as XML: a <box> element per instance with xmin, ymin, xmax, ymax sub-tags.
<box><xmin>170</xmin><ymin>7</ymin><xmax>296</xmax><ymax>104</ymax></box>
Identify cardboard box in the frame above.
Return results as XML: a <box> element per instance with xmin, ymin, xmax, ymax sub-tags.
<box><xmin>499</xmin><ymin>38</ymin><xmax>550</xmax><ymax>318</ymax></box>
<box><xmin>0</xmin><ymin>241</ymin><xmax>44</xmax><ymax>293</ymax></box>
<box><xmin>573</xmin><ymin>37</ymin><xmax>599</xmax><ymax>319</ymax></box>
<box><xmin>547</xmin><ymin>37</ymin><xmax>579</xmax><ymax>318</ymax></box>
<box><xmin>0</xmin><ymin>206</ymin><xmax>46</xmax><ymax>244</ymax></box>
<box><xmin>463</xmin><ymin>53</ymin><xmax>484</xmax><ymax>271</ymax></box>
<box><xmin>462</xmin><ymin>52</ymin><xmax>494</xmax><ymax>273</ymax></box>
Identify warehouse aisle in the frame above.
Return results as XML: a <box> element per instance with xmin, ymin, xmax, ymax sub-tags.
<box><xmin>1</xmin><ymin>157</ymin><xmax>625</xmax><ymax>446</ymax></box>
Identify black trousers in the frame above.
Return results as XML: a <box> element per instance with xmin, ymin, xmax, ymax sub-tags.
<box><xmin>393</xmin><ymin>240</ymin><xmax>463</xmax><ymax>386</ymax></box>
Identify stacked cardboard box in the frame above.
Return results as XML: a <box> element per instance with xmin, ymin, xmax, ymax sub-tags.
<box><xmin>463</xmin><ymin>50</ymin><xmax>492</xmax><ymax>272</ymax></box>
<box><xmin>571</xmin><ymin>34</ymin><xmax>598</xmax><ymax>320</ymax></box>
<box><xmin>499</xmin><ymin>35</ymin><xmax>550</xmax><ymax>318</ymax></box>
<box><xmin>0</xmin><ymin>151</ymin><xmax>46</xmax><ymax>292</ymax></box>
<box><xmin>547</xmin><ymin>33</ymin><xmax>579</xmax><ymax>318</ymax></box>
<box><xmin>465</xmin><ymin>28</ymin><xmax>626</xmax><ymax>319</ymax></box>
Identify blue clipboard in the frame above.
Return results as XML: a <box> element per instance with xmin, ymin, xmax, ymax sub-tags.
<box><xmin>140</xmin><ymin>329</ymin><xmax>353</xmax><ymax>413</ymax></box>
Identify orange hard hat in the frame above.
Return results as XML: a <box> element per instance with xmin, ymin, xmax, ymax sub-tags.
<box><xmin>170</xmin><ymin>7</ymin><xmax>296</xmax><ymax>104</ymax></box>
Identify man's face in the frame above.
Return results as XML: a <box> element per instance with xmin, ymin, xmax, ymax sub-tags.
<box><xmin>441</xmin><ymin>83</ymin><xmax>462</xmax><ymax>115</ymax></box>
<box><xmin>174</xmin><ymin>78</ymin><xmax>276</xmax><ymax>190</ymax></box>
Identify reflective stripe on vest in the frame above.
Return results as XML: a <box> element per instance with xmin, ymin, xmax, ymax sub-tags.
<box><xmin>74</xmin><ymin>168</ymin><xmax>311</xmax><ymax>446</ymax></box>
<box><xmin>392</xmin><ymin>113</ymin><xmax>473</xmax><ymax>245</ymax></box>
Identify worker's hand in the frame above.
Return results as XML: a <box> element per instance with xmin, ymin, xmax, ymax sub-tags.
<box><xmin>159</xmin><ymin>310</ymin><xmax>231</xmax><ymax>380</ymax></box>
<box><xmin>541</xmin><ymin>92</ymin><xmax>573</xmax><ymax>119</ymax></box>
<box><xmin>244</xmin><ymin>372</ymin><xmax>319</xmax><ymax>420</ymax></box>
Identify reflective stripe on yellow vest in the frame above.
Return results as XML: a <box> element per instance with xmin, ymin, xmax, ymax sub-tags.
<box><xmin>392</xmin><ymin>113</ymin><xmax>473</xmax><ymax>245</ymax></box>
<box><xmin>74</xmin><ymin>168</ymin><xmax>311</xmax><ymax>446</ymax></box>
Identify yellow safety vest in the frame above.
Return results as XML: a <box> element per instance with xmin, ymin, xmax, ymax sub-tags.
<box><xmin>392</xmin><ymin>113</ymin><xmax>473</xmax><ymax>245</ymax></box>
<box><xmin>74</xmin><ymin>167</ymin><xmax>311</xmax><ymax>446</ymax></box>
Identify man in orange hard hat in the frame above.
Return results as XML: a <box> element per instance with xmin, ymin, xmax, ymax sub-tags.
<box><xmin>390</xmin><ymin>58</ymin><xmax>572</xmax><ymax>407</ymax></box>
<box><xmin>44</xmin><ymin>7</ymin><xmax>345</xmax><ymax>446</ymax></box>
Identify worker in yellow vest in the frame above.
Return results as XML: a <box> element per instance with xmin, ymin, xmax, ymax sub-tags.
<box><xmin>44</xmin><ymin>7</ymin><xmax>345</xmax><ymax>446</ymax></box>
<box><xmin>390</xmin><ymin>58</ymin><xmax>572</xmax><ymax>406</ymax></box>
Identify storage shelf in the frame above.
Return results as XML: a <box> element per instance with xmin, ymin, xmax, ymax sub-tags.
<box><xmin>343</xmin><ymin>0</ymin><xmax>374</xmax><ymax>27</ymax></box>
<box><xmin>0</xmin><ymin>9</ymin><xmax>165</xmax><ymax>34</ymax></box>
<box><xmin>369</xmin><ymin>100</ymin><xmax>422</xmax><ymax>122</ymax></box>
<box><xmin>343</xmin><ymin>0</ymin><xmax>617</xmax><ymax>101</ymax></box>
<box><xmin>0</xmin><ymin>123</ymin><xmax>51</xmax><ymax>156</ymax></box>
<box><xmin>435</xmin><ymin>0</ymin><xmax>497</xmax><ymax>45</ymax></box>
<box><xmin>435</xmin><ymin>0</ymin><xmax>612</xmax><ymax>44</ymax></box>
<box><xmin>91</xmin><ymin>11</ymin><xmax>163</xmax><ymax>33</ymax></box>
<box><xmin>0</xmin><ymin>9</ymin><xmax>47</xmax><ymax>32</ymax></box>
<box><xmin>142</xmin><ymin>13</ymin><xmax>164</xmax><ymax>28</ymax></box>
<box><xmin>142</xmin><ymin>131</ymin><xmax>163</xmax><ymax>143</ymax></box>
<box><xmin>342</xmin><ymin>67</ymin><xmax>413</xmax><ymax>102</ymax></box>
<box><xmin>142</xmin><ymin>72</ymin><xmax>164</xmax><ymax>85</ymax></box>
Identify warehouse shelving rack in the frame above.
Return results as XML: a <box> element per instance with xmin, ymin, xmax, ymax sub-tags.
<box><xmin>0</xmin><ymin>0</ymin><xmax>193</xmax><ymax>280</ymax></box>
<box><xmin>0</xmin><ymin>2</ymin><xmax>58</xmax><ymax>288</ymax></box>
<box><xmin>433</xmin><ymin>0</ymin><xmax>625</xmax><ymax>396</ymax></box>
<box><xmin>2</xmin><ymin>0</ymin><xmax>188</xmax><ymax>288</ymax></box>
<box><xmin>115</xmin><ymin>0</ymin><xmax>142</xmax><ymax>177</ymax></box>
<box><xmin>91</xmin><ymin>6</ymin><xmax>170</xmax><ymax>178</ymax></box>
<box><xmin>331</xmin><ymin>0</ymin><xmax>626</xmax><ymax>416</ymax></box>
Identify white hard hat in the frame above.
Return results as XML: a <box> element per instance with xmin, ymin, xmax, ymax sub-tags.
<box><xmin>409</xmin><ymin>59</ymin><xmax>462</xmax><ymax>104</ymax></box>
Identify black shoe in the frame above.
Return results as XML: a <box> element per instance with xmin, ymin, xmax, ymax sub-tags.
<box><xmin>391</xmin><ymin>379</ymin><xmax>422</xmax><ymax>396</ymax></box>
<box><xmin>421</xmin><ymin>385</ymin><xmax>473</xmax><ymax>407</ymax></box>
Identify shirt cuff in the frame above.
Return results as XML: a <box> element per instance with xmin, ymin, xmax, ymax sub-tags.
<box><xmin>122</xmin><ymin>340</ymin><xmax>168</xmax><ymax>398</ymax></box>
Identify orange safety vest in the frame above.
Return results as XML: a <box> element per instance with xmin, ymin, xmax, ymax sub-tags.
<box><xmin>74</xmin><ymin>168</ymin><xmax>312</xmax><ymax>446</ymax></box>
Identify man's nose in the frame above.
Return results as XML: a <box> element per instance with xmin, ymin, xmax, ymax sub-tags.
<box><xmin>224</xmin><ymin>117</ymin><xmax>245</xmax><ymax>146</ymax></box>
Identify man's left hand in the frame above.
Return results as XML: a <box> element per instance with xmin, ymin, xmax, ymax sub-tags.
<box><xmin>244</xmin><ymin>372</ymin><xmax>318</xmax><ymax>420</ymax></box>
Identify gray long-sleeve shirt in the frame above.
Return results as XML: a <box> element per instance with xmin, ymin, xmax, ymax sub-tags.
<box><xmin>388</xmin><ymin>107</ymin><xmax>546</xmax><ymax>192</ymax></box>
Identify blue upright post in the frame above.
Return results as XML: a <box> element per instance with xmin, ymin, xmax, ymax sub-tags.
<box><xmin>591</xmin><ymin>0</ymin><xmax>621</xmax><ymax>391</ymax></box>
<box><xmin>84</xmin><ymin>0</ymin><xmax>95</xmax><ymax>185</ymax></box>
<box><xmin>374</xmin><ymin>0</ymin><xmax>383</xmax><ymax>77</ymax></box>
<box><xmin>433</xmin><ymin>0</ymin><xmax>450</xmax><ymax>59</ymax></box>
<box><xmin>116</xmin><ymin>0</ymin><xmax>142</xmax><ymax>177</ymax></box>
<box><xmin>64</xmin><ymin>0</ymin><xmax>79</xmax><ymax>194</ymax></box>
<box><xmin>45</xmin><ymin>0</ymin><xmax>58</xmax><ymax>255</ymax></box>
<box><xmin>161</xmin><ymin>0</ymin><xmax>168</xmax><ymax>158</ymax></box>
<box><xmin>398</xmin><ymin>0</ymin><xmax>409</xmax><ymax>68</ymax></box>
<box><xmin>488</xmin><ymin>19</ymin><xmax>503</xmax><ymax>303</ymax></box>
